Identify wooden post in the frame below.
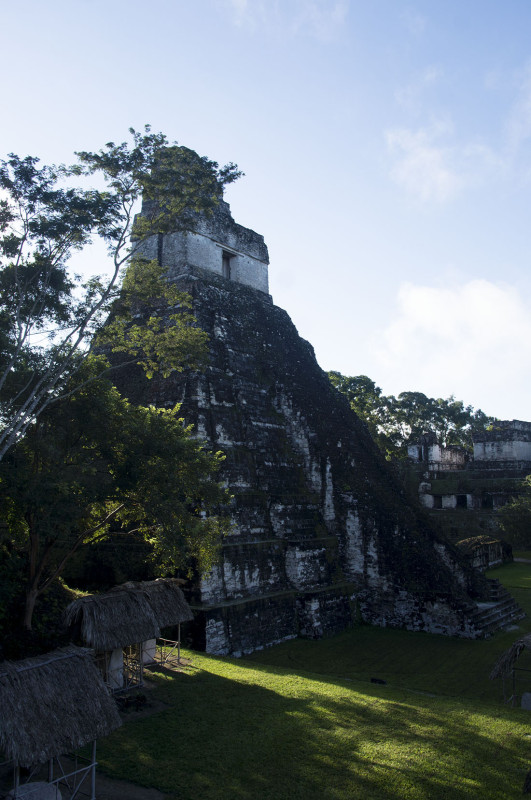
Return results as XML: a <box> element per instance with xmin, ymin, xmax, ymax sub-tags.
<box><xmin>91</xmin><ymin>740</ymin><xmax>97</xmax><ymax>800</ymax></box>
<box><xmin>178</xmin><ymin>623</ymin><xmax>181</xmax><ymax>664</ymax></box>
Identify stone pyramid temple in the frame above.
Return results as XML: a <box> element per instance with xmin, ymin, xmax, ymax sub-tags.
<box><xmin>113</xmin><ymin>196</ymin><xmax>503</xmax><ymax>656</ymax></box>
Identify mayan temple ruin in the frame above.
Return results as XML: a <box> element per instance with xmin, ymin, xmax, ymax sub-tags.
<box><xmin>112</xmin><ymin>190</ymin><xmax>518</xmax><ymax>656</ymax></box>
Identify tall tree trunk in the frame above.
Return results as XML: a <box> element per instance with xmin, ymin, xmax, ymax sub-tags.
<box><xmin>23</xmin><ymin>587</ymin><xmax>39</xmax><ymax>631</ymax></box>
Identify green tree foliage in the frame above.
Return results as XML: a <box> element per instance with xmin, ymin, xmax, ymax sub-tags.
<box><xmin>0</xmin><ymin>127</ymin><xmax>241</xmax><ymax>459</ymax></box>
<box><xmin>96</xmin><ymin>257</ymin><xmax>209</xmax><ymax>379</ymax></box>
<box><xmin>0</xmin><ymin>357</ymin><xmax>228</xmax><ymax>631</ymax></box>
<box><xmin>497</xmin><ymin>475</ymin><xmax>531</xmax><ymax>549</ymax></box>
<box><xmin>329</xmin><ymin>371</ymin><xmax>494</xmax><ymax>459</ymax></box>
<box><xmin>328</xmin><ymin>373</ymin><xmax>397</xmax><ymax>456</ymax></box>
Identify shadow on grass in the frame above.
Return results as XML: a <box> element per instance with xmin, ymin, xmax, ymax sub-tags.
<box><xmin>97</xmin><ymin>658</ymin><xmax>530</xmax><ymax>800</ymax></box>
<box><xmin>248</xmin><ymin>623</ymin><xmax>529</xmax><ymax>705</ymax></box>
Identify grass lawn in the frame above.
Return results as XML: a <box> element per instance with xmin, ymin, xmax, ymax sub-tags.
<box><xmin>512</xmin><ymin>551</ymin><xmax>531</xmax><ymax>560</ymax></box>
<box><xmin>97</xmin><ymin>561</ymin><xmax>531</xmax><ymax>799</ymax></box>
<box><xmin>244</xmin><ymin>560</ymin><xmax>531</xmax><ymax>705</ymax></box>
<box><xmin>98</xmin><ymin>654</ymin><xmax>531</xmax><ymax>800</ymax></box>
<box><xmin>487</xmin><ymin>561</ymin><xmax>531</xmax><ymax>590</ymax></box>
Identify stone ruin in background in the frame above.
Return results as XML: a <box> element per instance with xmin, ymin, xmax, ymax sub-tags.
<box><xmin>408</xmin><ymin>422</ymin><xmax>531</xmax><ymax>572</ymax></box>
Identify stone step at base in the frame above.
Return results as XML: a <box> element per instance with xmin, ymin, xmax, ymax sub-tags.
<box><xmin>487</xmin><ymin>578</ymin><xmax>512</xmax><ymax>603</ymax></box>
<box><xmin>471</xmin><ymin>597</ymin><xmax>521</xmax><ymax>618</ymax></box>
<box><xmin>470</xmin><ymin>595</ymin><xmax>525</xmax><ymax>636</ymax></box>
<box><xmin>473</xmin><ymin>606</ymin><xmax>523</xmax><ymax>629</ymax></box>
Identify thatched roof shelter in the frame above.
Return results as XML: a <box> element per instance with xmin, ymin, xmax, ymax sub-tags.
<box><xmin>64</xmin><ymin>590</ymin><xmax>160</xmax><ymax>651</ymax></box>
<box><xmin>0</xmin><ymin>646</ymin><xmax>121</xmax><ymax>768</ymax></box>
<box><xmin>490</xmin><ymin>633</ymin><xmax>531</xmax><ymax>679</ymax></box>
<box><xmin>116</xmin><ymin>579</ymin><xmax>193</xmax><ymax>628</ymax></box>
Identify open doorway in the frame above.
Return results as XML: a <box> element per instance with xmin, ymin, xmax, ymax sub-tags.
<box><xmin>222</xmin><ymin>251</ymin><xmax>232</xmax><ymax>279</ymax></box>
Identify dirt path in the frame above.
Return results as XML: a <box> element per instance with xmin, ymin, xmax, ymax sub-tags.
<box><xmin>0</xmin><ymin>764</ymin><xmax>168</xmax><ymax>800</ymax></box>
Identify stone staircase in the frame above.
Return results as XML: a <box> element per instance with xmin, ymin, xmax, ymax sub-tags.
<box><xmin>469</xmin><ymin>578</ymin><xmax>525</xmax><ymax>637</ymax></box>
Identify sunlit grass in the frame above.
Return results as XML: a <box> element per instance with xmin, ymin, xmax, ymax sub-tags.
<box><xmin>98</xmin><ymin>652</ymin><xmax>531</xmax><ymax>799</ymax></box>
<box><xmin>244</xmin><ymin>561</ymin><xmax>531</xmax><ymax>704</ymax></box>
<box><xmin>487</xmin><ymin>560</ymin><xmax>531</xmax><ymax>589</ymax></box>
<box><xmin>96</xmin><ymin>561</ymin><xmax>531</xmax><ymax>799</ymax></box>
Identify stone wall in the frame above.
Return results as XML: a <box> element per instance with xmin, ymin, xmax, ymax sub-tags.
<box><xmin>409</xmin><ymin>421</ymin><xmax>531</xmax><ymax>534</ymax></box>
<box><xmin>134</xmin><ymin>199</ymin><xmax>269</xmax><ymax>294</ymax></box>
<box><xmin>408</xmin><ymin>440</ymin><xmax>467</xmax><ymax>472</ymax></box>
<box><xmin>473</xmin><ymin>420</ymin><xmax>531</xmax><ymax>464</ymax></box>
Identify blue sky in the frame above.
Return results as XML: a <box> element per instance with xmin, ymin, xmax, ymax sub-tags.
<box><xmin>2</xmin><ymin>0</ymin><xmax>531</xmax><ymax>419</ymax></box>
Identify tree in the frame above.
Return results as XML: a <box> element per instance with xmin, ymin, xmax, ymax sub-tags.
<box><xmin>498</xmin><ymin>475</ymin><xmax>531</xmax><ymax>549</ymax></box>
<box><xmin>0</xmin><ymin>356</ymin><xmax>228</xmax><ymax>631</ymax></box>
<box><xmin>0</xmin><ymin>128</ymin><xmax>241</xmax><ymax>459</ymax></box>
<box><xmin>328</xmin><ymin>372</ymin><xmax>397</xmax><ymax>456</ymax></box>
<box><xmin>329</xmin><ymin>371</ymin><xmax>494</xmax><ymax>458</ymax></box>
<box><xmin>389</xmin><ymin>391</ymin><xmax>493</xmax><ymax>449</ymax></box>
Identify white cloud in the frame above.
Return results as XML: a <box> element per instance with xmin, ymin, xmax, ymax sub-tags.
<box><xmin>386</xmin><ymin>123</ymin><xmax>463</xmax><ymax>202</ymax></box>
<box><xmin>504</xmin><ymin>63</ymin><xmax>531</xmax><ymax>157</ymax></box>
<box><xmin>224</xmin><ymin>0</ymin><xmax>266</xmax><ymax>28</ymax></box>
<box><xmin>292</xmin><ymin>1</ymin><xmax>349</xmax><ymax>41</ymax></box>
<box><xmin>482</xmin><ymin>60</ymin><xmax>531</xmax><ymax>184</ymax></box>
<box><xmin>401</xmin><ymin>9</ymin><xmax>426</xmax><ymax>36</ymax></box>
<box><xmin>387</xmin><ymin>60</ymin><xmax>531</xmax><ymax>203</ymax></box>
<box><xmin>394</xmin><ymin>66</ymin><xmax>443</xmax><ymax>113</ymax></box>
<box><xmin>371</xmin><ymin>279</ymin><xmax>531</xmax><ymax>418</ymax></box>
<box><xmin>385</xmin><ymin>117</ymin><xmax>506</xmax><ymax>203</ymax></box>
<box><xmin>223</xmin><ymin>0</ymin><xmax>349</xmax><ymax>40</ymax></box>
<box><xmin>229</xmin><ymin>0</ymin><xmax>248</xmax><ymax>12</ymax></box>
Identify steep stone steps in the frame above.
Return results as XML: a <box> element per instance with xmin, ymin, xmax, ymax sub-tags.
<box><xmin>469</xmin><ymin>579</ymin><xmax>525</xmax><ymax>636</ymax></box>
<box><xmin>487</xmin><ymin>578</ymin><xmax>513</xmax><ymax>602</ymax></box>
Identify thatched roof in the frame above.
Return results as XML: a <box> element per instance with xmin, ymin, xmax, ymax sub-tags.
<box><xmin>490</xmin><ymin>634</ymin><xmax>531</xmax><ymax>679</ymax></box>
<box><xmin>116</xmin><ymin>579</ymin><xmax>194</xmax><ymax>628</ymax></box>
<box><xmin>64</xmin><ymin>590</ymin><xmax>160</xmax><ymax>650</ymax></box>
<box><xmin>456</xmin><ymin>535</ymin><xmax>500</xmax><ymax>555</ymax></box>
<box><xmin>0</xmin><ymin>646</ymin><xmax>121</xmax><ymax>768</ymax></box>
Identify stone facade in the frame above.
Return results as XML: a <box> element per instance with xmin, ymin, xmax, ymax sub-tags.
<box><xmin>410</xmin><ymin>422</ymin><xmax>531</xmax><ymax>516</ymax></box>
<box><xmin>408</xmin><ymin>432</ymin><xmax>468</xmax><ymax>472</ymax></box>
<box><xmin>135</xmin><ymin>199</ymin><xmax>269</xmax><ymax>295</ymax></box>
<box><xmin>473</xmin><ymin>420</ymin><xmax>531</xmax><ymax>469</ymax></box>
<box><xmin>407</xmin><ymin>424</ymin><xmax>531</xmax><ymax>577</ymax></box>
